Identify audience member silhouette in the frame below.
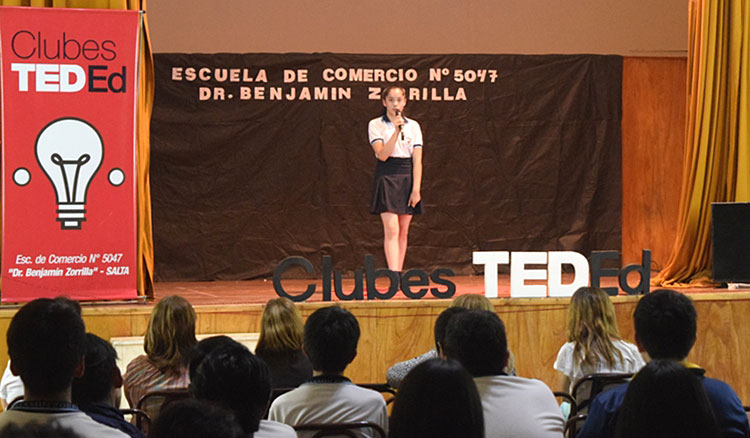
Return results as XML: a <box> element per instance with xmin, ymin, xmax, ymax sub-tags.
<box><xmin>254</xmin><ymin>298</ymin><xmax>312</xmax><ymax>388</ymax></box>
<box><xmin>443</xmin><ymin>309</ymin><xmax>564</xmax><ymax>438</ymax></box>
<box><xmin>72</xmin><ymin>333</ymin><xmax>143</xmax><ymax>438</ymax></box>
<box><xmin>0</xmin><ymin>298</ymin><xmax>127</xmax><ymax>438</ymax></box>
<box><xmin>554</xmin><ymin>287</ymin><xmax>644</xmax><ymax>395</ymax></box>
<box><xmin>389</xmin><ymin>358</ymin><xmax>484</xmax><ymax>438</ymax></box>
<box><xmin>190</xmin><ymin>338</ymin><xmax>296</xmax><ymax>438</ymax></box>
<box><xmin>150</xmin><ymin>399</ymin><xmax>243</xmax><ymax>438</ymax></box>
<box><xmin>268</xmin><ymin>306</ymin><xmax>387</xmax><ymax>438</ymax></box>
<box><xmin>123</xmin><ymin>295</ymin><xmax>197</xmax><ymax>418</ymax></box>
<box><xmin>614</xmin><ymin>359</ymin><xmax>720</xmax><ymax>438</ymax></box>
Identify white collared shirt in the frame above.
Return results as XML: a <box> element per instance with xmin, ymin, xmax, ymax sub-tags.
<box><xmin>474</xmin><ymin>375</ymin><xmax>565</xmax><ymax>438</ymax></box>
<box><xmin>368</xmin><ymin>115</ymin><xmax>423</xmax><ymax>158</ymax></box>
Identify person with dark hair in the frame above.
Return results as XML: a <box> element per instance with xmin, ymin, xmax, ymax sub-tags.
<box><xmin>385</xmin><ymin>306</ymin><xmax>468</xmax><ymax>388</ymax></box>
<box><xmin>268</xmin><ymin>306</ymin><xmax>387</xmax><ymax>438</ymax></box>
<box><xmin>443</xmin><ymin>310</ymin><xmax>564</xmax><ymax>438</ymax></box>
<box><xmin>386</xmin><ymin>293</ymin><xmax>519</xmax><ymax>388</ymax></box>
<box><xmin>71</xmin><ymin>334</ymin><xmax>143</xmax><ymax>438</ymax></box>
<box><xmin>188</xmin><ymin>335</ymin><xmax>236</xmax><ymax>379</ymax></box>
<box><xmin>190</xmin><ymin>338</ymin><xmax>295</xmax><ymax>438</ymax></box>
<box><xmin>0</xmin><ymin>298</ymin><xmax>128</xmax><ymax>438</ymax></box>
<box><xmin>386</xmin><ymin>295</ymin><xmax>519</xmax><ymax>388</ymax></box>
<box><xmin>149</xmin><ymin>399</ymin><xmax>243</xmax><ymax>438</ymax></box>
<box><xmin>613</xmin><ymin>360</ymin><xmax>721</xmax><ymax>438</ymax></box>
<box><xmin>579</xmin><ymin>289</ymin><xmax>749</xmax><ymax>438</ymax></box>
<box><xmin>368</xmin><ymin>85</ymin><xmax>423</xmax><ymax>276</ymax></box>
<box><xmin>389</xmin><ymin>358</ymin><xmax>484</xmax><ymax>438</ymax></box>
<box><xmin>123</xmin><ymin>295</ymin><xmax>197</xmax><ymax>418</ymax></box>
<box><xmin>254</xmin><ymin>298</ymin><xmax>313</xmax><ymax>388</ymax></box>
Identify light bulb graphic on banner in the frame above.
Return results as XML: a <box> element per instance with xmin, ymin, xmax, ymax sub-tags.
<box><xmin>35</xmin><ymin>118</ymin><xmax>103</xmax><ymax>230</ymax></box>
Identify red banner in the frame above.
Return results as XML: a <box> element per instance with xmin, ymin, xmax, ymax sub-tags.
<box><xmin>0</xmin><ymin>7</ymin><xmax>140</xmax><ymax>302</ymax></box>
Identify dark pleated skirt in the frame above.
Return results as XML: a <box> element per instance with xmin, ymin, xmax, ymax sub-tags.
<box><xmin>370</xmin><ymin>157</ymin><xmax>423</xmax><ymax>215</ymax></box>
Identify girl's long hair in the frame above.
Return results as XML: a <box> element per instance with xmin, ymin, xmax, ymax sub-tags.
<box><xmin>567</xmin><ymin>287</ymin><xmax>623</xmax><ymax>368</ymax></box>
<box><xmin>144</xmin><ymin>295</ymin><xmax>197</xmax><ymax>374</ymax></box>
<box><xmin>255</xmin><ymin>297</ymin><xmax>304</xmax><ymax>356</ymax></box>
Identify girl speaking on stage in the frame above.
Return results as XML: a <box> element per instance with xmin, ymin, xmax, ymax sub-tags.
<box><xmin>368</xmin><ymin>85</ymin><xmax>423</xmax><ymax>276</ymax></box>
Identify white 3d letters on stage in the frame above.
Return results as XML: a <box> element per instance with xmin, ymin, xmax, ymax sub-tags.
<box><xmin>510</xmin><ymin>252</ymin><xmax>547</xmax><ymax>298</ymax></box>
<box><xmin>472</xmin><ymin>251</ymin><xmax>509</xmax><ymax>298</ymax></box>
<box><xmin>473</xmin><ymin>251</ymin><xmax>591</xmax><ymax>298</ymax></box>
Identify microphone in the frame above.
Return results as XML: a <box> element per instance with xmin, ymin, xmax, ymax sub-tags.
<box><xmin>396</xmin><ymin>110</ymin><xmax>404</xmax><ymax>140</ymax></box>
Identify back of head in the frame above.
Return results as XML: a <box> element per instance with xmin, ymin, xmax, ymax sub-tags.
<box><xmin>433</xmin><ymin>307</ymin><xmax>468</xmax><ymax>353</ymax></box>
<box><xmin>7</xmin><ymin>297</ymin><xmax>86</xmax><ymax>396</ymax></box>
<box><xmin>633</xmin><ymin>289</ymin><xmax>696</xmax><ymax>360</ymax></box>
<box><xmin>255</xmin><ymin>297</ymin><xmax>304</xmax><ymax>356</ymax></box>
<box><xmin>389</xmin><ymin>358</ymin><xmax>484</xmax><ymax>438</ymax></box>
<box><xmin>150</xmin><ymin>399</ymin><xmax>243</xmax><ymax>438</ymax></box>
<box><xmin>443</xmin><ymin>310</ymin><xmax>507</xmax><ymax>377</ymax></box>
<box><xmin>450</xmin><ymin>294</ymin><xmax>493</xmax><ymax>311</ymax></box>
<box><xmin>145</xmin><ymin>295</ymin><xmax>197</xmax><ymax>373</ymax></box>
<box><xmin>72</xmin><ymin>333</ymin><xmax>118</xmax><ymax>405</ymax></box>
<box><xmin>567</xmin><ymin>287</ymin><xmax>622</xmax><ymax>367</ymax></box>
<box><xmin>304</xmin><ymin>306</ymin><xmax>360</xmax><ymax>374</ymax></box>
<box><xmin>191</xmin><ymin>342</ymin><xmax>271</xmax><ymax>434</ymax></box>
<box><xmin>188</xmin><ymin>335</ymin><xmax>237</xmax><ymax>379</ymax></box>
<box><xmin>614</xmin><ymin>360</ymin><xmax>720</xmax><ymax>438</ymax></box>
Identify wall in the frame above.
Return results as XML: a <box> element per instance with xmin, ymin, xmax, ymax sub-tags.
<box><xmin>621</xmin><ymin>57</ymin><xmax>687</xmax><ymax>267</ymax></box>
<box><xmin>146</xmin><ymin>0</ymin><xmax>688</xmax><ymax>56</ymax></box>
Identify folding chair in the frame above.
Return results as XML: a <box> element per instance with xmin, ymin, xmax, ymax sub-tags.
<box><xmin>136</xmin><ymin>388</ymin><xmax>191</xmax><ymax>432</ymax></box>
<box><xmin>571</xmin><ymin>372</ymin><xmax>633</xmax><ymax>413</ymax></box>
<box><xmin>119</xmin><ymin>408</ymin><xmax>151</xmax><ymax>434</ymax></box>
<box><xmin>564</xmin><ymin>413</ymin><xmax>587</xmax><ymax>438</ymax></box>
<box><xmin>553</xmin><ymin>391</ymin><xmax>578</xmax><ymax>418</ymax></box>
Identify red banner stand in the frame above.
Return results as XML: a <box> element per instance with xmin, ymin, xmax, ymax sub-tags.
<box><xmin>0</xmin><ymin>7</ymin><xmax>140</xmax><ymax>302</ymax></box>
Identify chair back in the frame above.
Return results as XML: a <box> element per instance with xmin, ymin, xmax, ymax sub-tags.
<box><xmin>136</xmin><ymin>388</ymin><xmax>192</xmax><ymax>432</ymax></box>
<box><xmin>294</xmin><ymin>421</ymin><xmax>387</xmax><ymax>438</ymax></box>
<box><xmin>572</xmin><ymin>372</ymin><xmax>633</xmax><ymax>413</ymax></box>
<box><xmin>564</xmin><ymin>413</ymin><xmax>587</xmax><ymax>438</ymax></box>
<box><xmin>553</xmin><ymin>391</ymin><xmax>578</xmax><ymax>418</ymax></box>
<box><xmin>119</xmin><ymin>408</ymin><xmax>151</xmax><ymax>434</ymax></box>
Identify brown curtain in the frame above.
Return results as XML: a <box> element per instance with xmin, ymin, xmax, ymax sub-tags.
<box><xmin>0</xmin><ymin>0</ymin><xmax>155</xmax><ymax>297</ymax></box>
<box><xmin>654</xmin><ymin>0</ymin><xmax>750</xmax><ymax>286</ymax></box>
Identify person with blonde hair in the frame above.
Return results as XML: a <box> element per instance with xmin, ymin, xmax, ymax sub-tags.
<box><xmin>254</xmin><ymin>298</ymin><xmax>312</xmax><ymax>388</ymax></box>
<box><xmin>554</xmin><ymin>287</ymin><xmax>644</xmax><ymax>395</ymax></box>
<box><xmin>450</xmin><ymin>294</ymin><xmax>494</xmax><ymax>311</ymax></box>
<box><xmin>124</xmin><ymin>295</ymin><xmax>197</xmax><ymax>417</ymax></box>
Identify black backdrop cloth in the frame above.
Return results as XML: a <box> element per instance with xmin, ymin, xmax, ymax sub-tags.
<box><xmin>150</xmin><ymin>53</ymin><xmax>622</xmax><ymax>281</ymax></box>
